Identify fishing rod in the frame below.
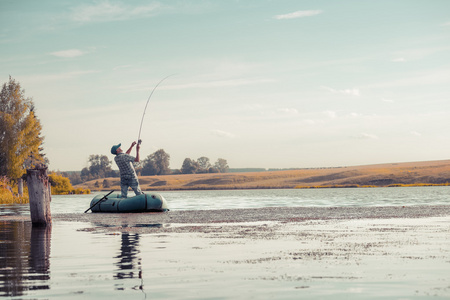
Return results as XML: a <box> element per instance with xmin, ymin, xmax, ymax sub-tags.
<box><xmin>137</xmin><ymin>74</ymin><xmax>175</xmax><ymax>144</ymax></box>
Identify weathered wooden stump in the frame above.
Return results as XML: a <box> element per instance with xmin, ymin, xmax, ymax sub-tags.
<box><xmin>18</xmin><ymin>178</ymin><xmax>24</xmax><ymax>197</ymax></box>
<box><xmin>27</xmin><ymin>165</ymin><xmax>52</xmax><ymax>226</ymax></box>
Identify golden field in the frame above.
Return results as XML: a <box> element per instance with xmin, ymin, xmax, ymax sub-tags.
<box><xmin>75</xmin><ymin>159</ymin><xmax>450</xmax><ymax>191</ymax></box>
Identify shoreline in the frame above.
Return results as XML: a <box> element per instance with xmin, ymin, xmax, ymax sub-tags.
<box><xmin>3</xmin><ymin>204</ymin><xmax>449</xmax><ymax>229</ymax></box>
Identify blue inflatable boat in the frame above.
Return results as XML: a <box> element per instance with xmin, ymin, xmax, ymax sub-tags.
<box><xmin>89</xmin><ymin>192</ymin><xmax>169</xmax><ymax>213</ymax></box>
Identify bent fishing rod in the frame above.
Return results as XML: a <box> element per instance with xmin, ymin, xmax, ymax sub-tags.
<box><xmin>137</xmin><ymin>74</ymin><xmax>175</xmax><ymax>145</ymax></box>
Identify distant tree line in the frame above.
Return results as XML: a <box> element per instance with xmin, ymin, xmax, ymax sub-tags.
<box><xmin>180</xmin><ymin>157</ymin><xmax>229</xmax><ymax>174</ymax></box>
<box><xmin>64</xmin><ymin>149</ymin><xmax>230</xmax><ymax>184</ymax></box>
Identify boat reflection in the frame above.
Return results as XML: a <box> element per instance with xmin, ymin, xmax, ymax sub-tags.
<box><xmin>0</xmin><ymin>221</ymin><xmax>51</xmax><ymax>297</ymax></box>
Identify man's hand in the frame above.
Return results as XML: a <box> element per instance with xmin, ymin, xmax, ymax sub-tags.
<box><xmin>126</xmin><ymin>141</ymin><xmax>137</xmax><ymax>154</ymax></box>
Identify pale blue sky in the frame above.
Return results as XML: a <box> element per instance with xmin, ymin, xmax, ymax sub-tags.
<box><xmin>1</xmin><ymin>0</ymin><xmax>450</xmax><ymax>171</ymax></box>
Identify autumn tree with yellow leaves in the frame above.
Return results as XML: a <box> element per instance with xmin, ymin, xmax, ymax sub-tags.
<box><xmin>0</xmin><ymin>76</ymin><xmax>46</xmax><ymax>181</ymax></box>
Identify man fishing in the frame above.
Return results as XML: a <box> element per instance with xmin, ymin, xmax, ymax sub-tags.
<box><xmin>111</xmin><ymin>141</ymin><xmax>143</xmax><ymax>198</ymax></box>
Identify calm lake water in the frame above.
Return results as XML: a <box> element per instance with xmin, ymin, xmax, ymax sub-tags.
<box><xmin>1</xmin><ymin>187</ymin><xmax>449</xmax><ymax>299</ymax></box>
<box><xmin>2</xmin><ymin>186</ymin><xmax>450</xmax><ymax>216</ymax></box>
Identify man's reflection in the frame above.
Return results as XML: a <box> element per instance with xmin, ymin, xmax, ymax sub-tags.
<box><xmin>114</xmin><ymin>232</ymin><xmax>144</xmax><ymax>291</ymax></box>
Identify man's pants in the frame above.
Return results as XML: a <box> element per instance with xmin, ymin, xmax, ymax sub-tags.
<box><xmin>120</xmin><ymin>176</ymin><xmax>143</xmax><ymax>198</ymax></box>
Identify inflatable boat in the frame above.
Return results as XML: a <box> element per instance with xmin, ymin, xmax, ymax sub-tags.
<box><xmin>89</xmin><ymin>192</ymin><xmax>169</xmax><ymax>213</ymax></box>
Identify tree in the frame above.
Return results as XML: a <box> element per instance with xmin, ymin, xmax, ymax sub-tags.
<box><xmin>80</xmin><ymin>167</ymin><xmax>91</xmax><ymax>182</ymax></box>
<box><xmin>62</xmin><ymin>171</ymin><xmax>82</xmax><ymax>185</ymax></box>
<box><xmin>48</xmin><ymin>172</ymin><xmax>73</xmax><ymax>195</ymax></box>
<box><xmin>141</xmin><ymin>149</ymin><xmax>171</xmax><ymax>176</ymax></box>
<box><xmin>197</xmin><ymin>156</ymin><xmax>211</xmax><ymax>173</ymax></box>
<box><xmin>181</xmin><ymin>158</ymin><xmax>199</xmax><ymax>174</ymax></box>
<box><xmin>141</xmin><ymin>159</ymin><xmax>158</xmax><ymax>176</ymax></box>
<box><xmin>0</xmin><ymin>76</ymin><xmax>45</xmax><ymax>179</ymax></box>
<box><xmin>103</xmin><ymin>179</ymin><xmax>110</xmax><ymax>188</ymax></box>
<box><xmin>88</xmin><ymin>154</ymin><xmax>114</xmax><ymax>178</ymax></box>
<box><xmin>215</xmin><ymin>158</ymin><xmax>229</xmax><ymax>173</ymax></box>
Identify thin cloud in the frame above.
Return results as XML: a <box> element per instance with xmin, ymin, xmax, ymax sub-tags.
<box><xmin>160</xmin><ymin>78</ymin><xmax>276</xmax><ymax>90</ymax></box>
<box><xmin>211</xmin><ymin>130</ymin><xmax>235</xmax><ymax>138</ymax></box>
<box><xmin>392</xmin><ymin>46</ymin><xmax>450</xmax><ymax>61</ymax></box>
<box><xmin>277</xmin><ymin>108</ymin><xmax>298</xmax><ymax>114</ymax></box>
<box><xmin>354</xmin><ymin>133</ymin><xmax>379</xmax><ymax>140</ymax></box>
<box><xmin>391</xmin><ymin>57</ymin><xmax>406</xmax><ymax>62</ymax></box>
<box><xmin>323</xmin><ymin>110</ymin><xmax>337</xmax><ymax>118</ymax></box>
<box><xmin>50</xmin><ymin>49</ymin><xmax>85</xmax><ymax>58</ymax></box>
<box><xmin>410</xmin><ymin>131</ymin><xmax>422</xmax><ymax>137</ymax></box>
<box><xmin>274</xmin><ymin>10</ymin><xmax>322</xmax><ymax>20</ymax></box>
<box><xmin>70</xmin><ymin>1</ymin><xmax>162</xmax><ymax>23</ymax></box>
<box><xmin>117</xmin><ymin>78</ymin><xmax>275</xmax><ymax>93</ymax></box>
<box><xmin>364</xmin><ymin>68</ymin><xmax>450</xmax><ymax>89</ymax></box>
<box><xmin>322</xmin><ymin>86</ymin><xmax>360</xmax><ymax>96</ymax></box>
<box><xmin>21</xmin><ymin>70</ymin><xmax>99</xmax><ymax>83</ymax></box>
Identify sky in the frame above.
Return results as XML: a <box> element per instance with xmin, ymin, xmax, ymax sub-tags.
<box><xmin>1</xmin><ymin>0</ymin><xmax>450</xmax><ymax>171</ymax></box>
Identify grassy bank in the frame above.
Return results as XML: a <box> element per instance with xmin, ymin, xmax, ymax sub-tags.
<box><xmin>75</xmin><ymin>159</ymin><xmax>450</xmax><ymax>192</ymax></box>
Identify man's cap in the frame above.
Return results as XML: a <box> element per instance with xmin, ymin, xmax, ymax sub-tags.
<box><xmin>111</xmin><ymin>143</ymin><xmax>121</xmax><ymax>155</ymax></box>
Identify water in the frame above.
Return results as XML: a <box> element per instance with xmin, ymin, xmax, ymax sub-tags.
<box><xmin>2</xmin><ymin>186</ymin><xmax>449</xmax><ymax>216</ymax></box>
<box><xmin>1</xmin><ymin>187</ymin><xmax>449</xmax><ymax>299</ymax></box>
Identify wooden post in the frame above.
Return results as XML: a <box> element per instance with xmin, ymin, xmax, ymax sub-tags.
<box><xmin>27</xmin><ymin>165</ymin><xmax>52</xmax><ymax>226</ymax></box>
<box><xmin>18</xmin><ymin>178</ymin><xmax>24</xmax><ymax>197</ymax></box>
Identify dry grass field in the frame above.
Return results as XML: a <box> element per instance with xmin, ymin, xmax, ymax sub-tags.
<box><xmin>76</xmin><ymin>159</ymin><xmax>450</xmax><ymax>191</ymax></box>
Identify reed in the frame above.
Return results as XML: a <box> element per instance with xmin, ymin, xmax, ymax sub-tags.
<box><xmin>387</xmin><ymin>183</ymin><xmax>450</xmax><ymax>187</ymax></box>
<box><xmin>0</xmin><ymin>177</ymin><xmax>29</xmax><ymax>204</ymax></box>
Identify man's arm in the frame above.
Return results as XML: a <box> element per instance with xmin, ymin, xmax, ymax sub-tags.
<box><xmin>135</xmin><ymin>143</ymin><xmax>140</xmax><ymax>162</ymax></box>
<box><xmin>126</xmin><ymin>141</ymin><xmax>136</xmax><ymax>154</ymax></box>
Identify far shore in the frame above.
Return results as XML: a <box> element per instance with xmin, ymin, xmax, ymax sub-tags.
<box><xmin>75</xmin><ymin>159</ymin><xmax>450</xmax><ymax>192</ymax></box>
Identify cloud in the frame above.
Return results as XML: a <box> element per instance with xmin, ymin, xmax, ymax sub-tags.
<box><xmin>441</xmin><ymin>22</ymin><xmax>450</xmax><ymax>26</ymax></box>
<box><xmin>391</xmin><ymin>57</ymin><xmax>406</xmax><ymax>62</ymax></box>
<box><xmin>50</xmin><ymin>49</ymin><xmax>85</xmax><ymax>58</ymax></box>
<box><xmin>364</xmin><ymin>68</ymin><xmax>450</xmax><ymax>89</ymax></box>
<box><xmin>159</xmin><ymin>78</ymin><xmax>276</xmax><ymax>91</ymax></box>
<box><xmin>274</xmin><ymin>10</ymin><xmax>322</xmax><ymax>20</ymax></box>
<box><xmin>113</xmin><ymin>64</ymin><xmax>133</xmax><ymax>71</ymax></box>
<box><xmin>117</xmin><ymin>77</ymin><xmax>275</xmax><ymax>93</ymax></box>
<box><xmin>392</xmin><ymin>46</ymin><xmax>450</xmax><ymax>61</ymax></box>
<box><xmin>20</xmin><ymin>70</ymin><xmax>99</xmax><ymax>83</ymax></box>
<box><xmin>323</xmin><ymin>110</ymin><xmax>337</xmax><ymax>118</ymax></box>
<box><xmin>354</xmin><ymin>133</ymin><xmax>379</xmax><ymax>140</ymax></box>
<box><xmin>211</xmin><ymin>130</ymin><xmax>235</xmax><ymax>138</ymax></box>
<box><xmin>277</xmin><ymin>108</ymin><xmax>298</xmax><ymax>114</ymax></box>
<box><xmin>322</xmin><ymin>86</ymin><xmax>360</xmax><ymax>96</ymax></box>
<box><xmin>410</xmin><ymin>131</ymin><xmax>422</xmax><ymax>137</ymax></box>
<box><xmin>70</xmin><ymin>1</ymin><xmax>162</xmax><ymax>23</ymax></box>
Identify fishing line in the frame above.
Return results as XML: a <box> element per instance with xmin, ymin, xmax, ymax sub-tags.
<box><xmin>137</xmin><ymin>74</ymin><xmax>175</xmax><ymax>144</ymax></box>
